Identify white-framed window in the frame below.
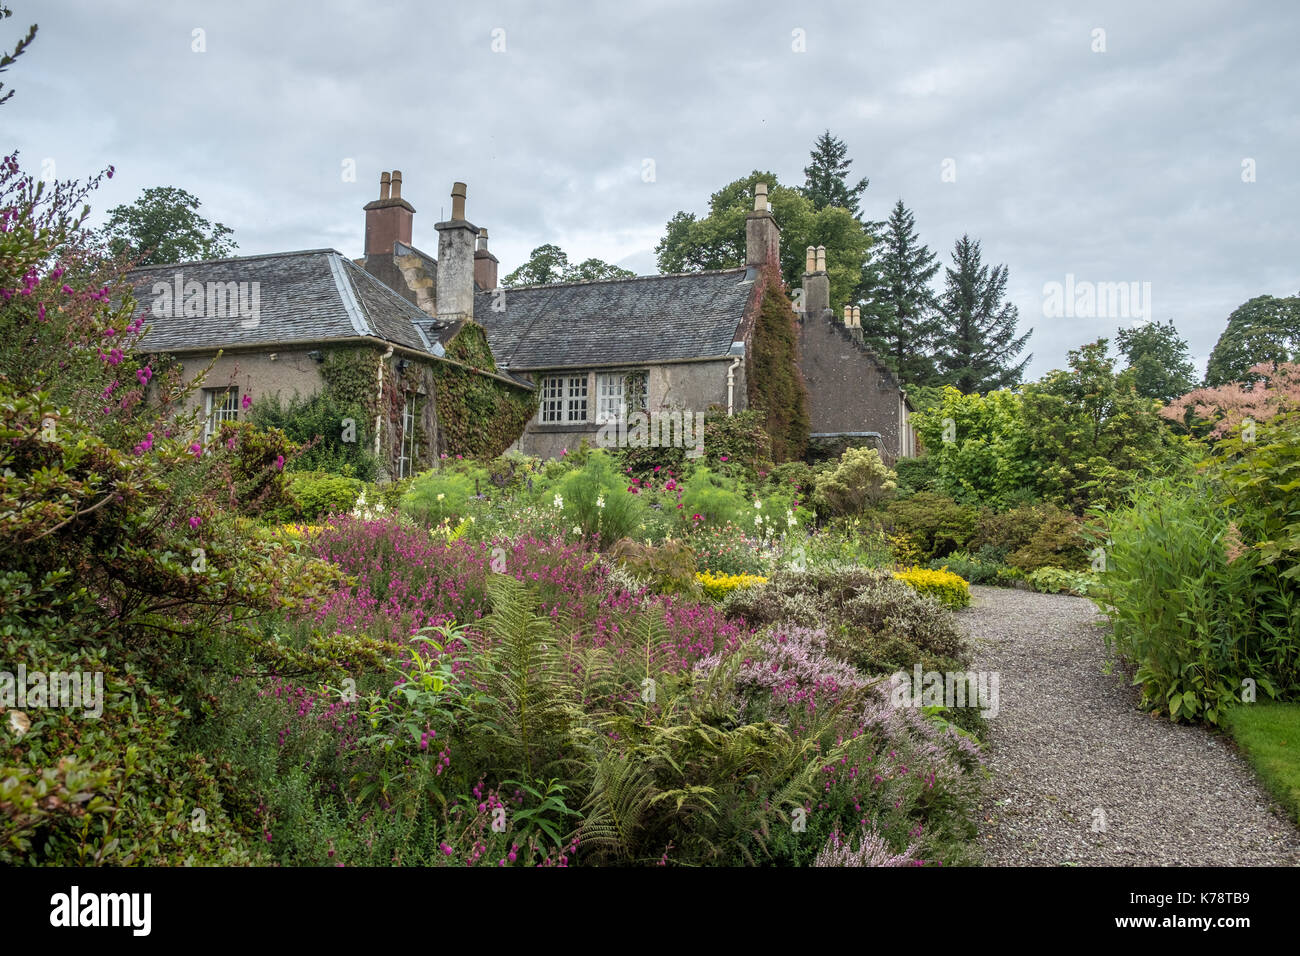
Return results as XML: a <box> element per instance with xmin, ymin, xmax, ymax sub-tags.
<box><xmin>399</xmin><ymin>393</ymin><xmax>419</xmax><ymax>478</ymax></box>
<box><xmin>203</xmin><ymin>387</ymin><xmax>239</xmax><ymax>442</ymax></box>
<box><xmin>596</xmin><ymin>370</ymin><xmax>649</xmax><ymax>423</ymax></box>
<box><xmin>540</xmin><ymin>375</ymin><xmax>565</xmax><ymax>423</ymax></box>
<box><xmin>540</xmin><ymin>374</ymin><xmax>589</xmax><ymax>424</ymax></box>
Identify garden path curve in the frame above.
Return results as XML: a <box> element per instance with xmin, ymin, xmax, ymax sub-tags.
<box><xmin>962</xmin><ymin>586</ymin><xmax>1300</xmax><ymax>866</ymax></box>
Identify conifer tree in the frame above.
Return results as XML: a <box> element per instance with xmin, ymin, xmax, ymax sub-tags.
<box><xmin>933</xmin><ymin>234</ymin><xmax>1031</xmax><ymax>393</ymax></box>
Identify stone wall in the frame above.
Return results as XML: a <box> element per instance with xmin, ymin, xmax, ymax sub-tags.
<box><xmin>513</xmin><ymin>358</ymin><xmax>745</xmax><ymax>460</ymax></box>
<box><xmin>797</xmin><ymin>311</ymin><xmax>914</xmax><ymax>464</ymax></box>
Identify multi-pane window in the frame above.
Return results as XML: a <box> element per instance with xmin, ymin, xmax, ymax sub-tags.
<box><xmin>540</xmin><ymin>374</ymin><xmax>589</xmax><ymax>424</ymax></box>
<box><xmin>540</xmin><ymin>375</ymin><xmax>565</xmax><ymax>423</ymax></box>
<box><xmin>203</xmin><ymin>388</ymin><xmax>239</xmax><ymax>442</ymax></box>
<box><xmin>595</xmin><ymin>371</ymin><xmax>649</xmax><ymax>423</ymax></box>
<box><xmin>399</xmin><ymin>394</ymin><xmax>419</xmax><ymax>478</ymax></box>
<box><xmin>565</xmin><ymin>375</ymin><xmax>587</xmax><ymax>423</ymax></box>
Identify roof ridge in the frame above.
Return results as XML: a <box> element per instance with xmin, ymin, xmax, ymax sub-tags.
<box><xmin>126</xmin><ymin>248</ymin><xmax>342</xmax><ymax>272</ymax></box>
<box><xmin>484</xmin><ymin>265</ymin><xmax>749</xmax><ymax>294</ymax></box>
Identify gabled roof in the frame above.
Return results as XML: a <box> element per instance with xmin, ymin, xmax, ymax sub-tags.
<box><xmin>474</xmin><ymin>267</ymin><xmax>756</xmax><ymax>371</ymax></box>
<box><xmin>126</xmin><ymin>248</ymin><xmax>431</xmax><ymax>353</ymax></box>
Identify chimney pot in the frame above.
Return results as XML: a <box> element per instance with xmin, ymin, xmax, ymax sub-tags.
<box><xmin>805</xmin><ymin>246</ymin><xmax>816</xmax><ymax>274</ymax></box>
<box><xmin>852</xmin><ymin>306</ymin><xmax>861</xmax><ymax>328</ymax></box>
<box><xmin>843</xmin><ymin>305</ymin><xmax>851</xmax><ymax>324</ymax></box>
<box><xmin>477</xmin><ymin>227</ymin><xmax>489</xmax><ymax>252</ymax></box>
<box><xmin>363</xmin><ymin>169</ymin><xmax>414</xmax><ymax>258</ymax></box>
<box><xmin>815</xmin><ymin>245</ymin><xmax>827</xmax><ymax>272</ymax></box>
<box><xmin>753</xmin><ymin>182</ymin><xmax>768</xmax><ymax>212</ymax></box>
<box><xmin>451</xmin><ymin>182</ymin><xmax>467</xmax><ymax>221</ymax></box>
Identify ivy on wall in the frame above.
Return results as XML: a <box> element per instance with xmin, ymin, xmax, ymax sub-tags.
<box><xmin>433</xmin><ymin>322</ymin><xmax>536</xmax><ymax>459</ymax></box>
<box><xmin>747</xmin><ymin>270</ymin><xmax>810</xmax><ymax>462</ymax></box>
<box><xmin>316</xmin><ymin>332</ymin><xmax>533</xmax><ymax>470</ymax></box>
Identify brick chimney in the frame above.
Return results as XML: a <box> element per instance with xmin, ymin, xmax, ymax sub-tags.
<box><xmin>363</xmin><ymin>170</ymin><xmax>414</xmax><ymax>257</ymax></box>
<box><xmin>802</xmin><ymin>243</ymin><xmax>829</xmax><ymax>318</ymax></box>
<box><xmin>474</xmin><ymin>228</ymin><xmax>499</xmax><ymax>291</ymax></box>
<box><xmin>435</xmin><ymin>182</ymin><xmax>478</xmax><ymax>319</ymax></box>
<box><xmin>745</xmin><ymin>182</ymin><xmax>780</xmax><ymax>268</ymax></box>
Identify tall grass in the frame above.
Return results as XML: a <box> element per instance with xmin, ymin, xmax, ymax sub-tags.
<box><xmin>1096</xmin><ymin>476</ymin><xmax>1299</xmax><ymax>723</ymax></box>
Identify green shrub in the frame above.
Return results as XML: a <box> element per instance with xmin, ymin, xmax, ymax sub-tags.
<box><xmin>286</xmin><ymin>471</ymin><xmax>363</xmax><ymax>520</ymax></box>
<box><xmin>610</xmin><ymin>538</ymin><xmax>702</xmax><ymax>598</ymax></box>
<box><xmin>550</xmin><ymin>450</ymin><xmax>644</xmax><ymax>544</ymax></box>
<box><xmin>928</xmin><ymin>551</ymin><xmax>1005</xmax><ymax>585</ymax></box>
<box><xmin>884</xmin><ymin>492</ymin><xmax>978</xmax><ymax>561</ymax></box>
<box><xmin>894</xmin><ymin>455</ymin><xmax>940</xmax><ymax>495</ymax></box>
<box><xmin>968</xmin><ymin>502</ymin><xmax>1089</xmax><ymax>572</ymax></box>
<box><xmin>812</xmin><ymin>446</ymin><xmax>897</xmax><ymax>519</ymax></box>
<box><xmin>679</xmin><ymin>467</ymin><xmax>750</xmax><ymax>530</ymax></box>
<box><xmin>703</xmin><ymin>408</ymin><xmax>773</xmax><ymax>474</ymax></box>
<box><xmin>1026</xmin><ymin>566</ymin><xmax>1095</xmax><ymax>596</ymax></box>
<box><xmin>249</xmin><ymin>391</ymin><xmax>377</xmax><ymax>479</ymax></box>
<box><xmin>1006</xmin><ymin>507</ymin><xmax>1089</xmax><ymax>572</ymax></box>
<box><xmin>1097</xmin><ymin>470</ymin><xmax>1300</xmax><ymax>724</ymax></box>
<box><xmin>402</xmin><ymin>467</ymin><xmax>484</xmax><ymax>526</ymax></box>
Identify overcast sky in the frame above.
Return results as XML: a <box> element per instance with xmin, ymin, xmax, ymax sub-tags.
<box><xmin>8</xmin><ymin>0</ymin><xmax>1298</xmax><ymax>379</ymax></box>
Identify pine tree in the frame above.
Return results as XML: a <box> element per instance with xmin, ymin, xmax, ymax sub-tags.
<box><xmin>933</xmin><ymin>235</ymin><xmax>1031</xmax><ymax>393</ymax></box>
<box><xmin>801</xmin><ymin>131</ymin><xmax>869</xmax><ymax>218</ymax></box>
<box><xmin>860</xmin><ymin>200</ymin><xmax>942</xmax><ymax>386</ymax></box>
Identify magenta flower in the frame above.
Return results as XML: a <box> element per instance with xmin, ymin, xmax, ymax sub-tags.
<box><xmin>136</xmin><ymin>366</ymin><xmax>152</xmax><ymax>386</ymax></box>
<box><xmin>189</xmin><ymin>516</ymin><xmax>201</xmax><ymax>529</ymax></box>
<box><xmin>189</xmin><ymin>442</ymin><xmax>203</xmax><ymax>458</ymax></box>
<box><xmin>275</xmin><ymin>454</ymin><xmax>285</xmax><ymax>471</ymax></box>
<box><xmin>241</xmin><ymin>394</ymin><xmax>252</xmax><ymax>410</ymax></box>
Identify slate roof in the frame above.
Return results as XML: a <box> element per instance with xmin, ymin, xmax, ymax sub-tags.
<box><xmin>474</xmin><ymin>267</ymin><xmax>756</xmax><ymax>371</ymax></box>
<box><xmin>126</xmin><ymin>249</ymin><xmax>432</xmax><ymax>354</ymax></box>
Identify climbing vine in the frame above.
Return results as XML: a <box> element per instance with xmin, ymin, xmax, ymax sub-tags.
<box><xmin>747</xmin><ymin>270</ymin><xmax>810</xmax><ymax>462</ymax></box>
<box><xmin>314</xmin><ymin>334</ymin><xmax>532</xmax><ymax>471</ymax></box>
<box><xmin>432</xmin><ymin>323</ymin><xmax>536</xmax><ymax>458</ymax></box>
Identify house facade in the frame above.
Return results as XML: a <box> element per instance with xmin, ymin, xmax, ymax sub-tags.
<box><xmin>132</xmin><ymin>169</ymin><xmax>916</xmax><ymax>478</ymax></box>
<box><xmin>128</xmin><ymin>240</ymin><xmax>532</xmax><ymax>478</ymax></box>
<box><xmin>379</xmin><ymin>178</ymin><xmax>916</xmax><ymax>464</ymax></box>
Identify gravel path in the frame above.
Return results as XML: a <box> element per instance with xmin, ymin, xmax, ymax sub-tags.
<box><xmin>963</xmin><ymin>585</ymin><xmax>1300</xmax><ymax>866</ymax></box>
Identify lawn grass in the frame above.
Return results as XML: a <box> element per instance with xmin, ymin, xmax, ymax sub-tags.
<box><xmin>1223</xmin><ymin>703</ymin><xmax>1300</xmax><ymax>826</ymax></box>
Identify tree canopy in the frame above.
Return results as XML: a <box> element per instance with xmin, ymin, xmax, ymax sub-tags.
<box><xmin>501</xmin><ymin>243</ymin><xmax>635</xmax><ymax>287</ymax></box>
<box><xmin>100</xmin><ymin>185</ymin><xmax>236</xmax><ymax>265</ymax></box>
<box><xmin>1115</xmin><ymin>319</ymin><xmax>1196</xmax><ymax>402</ymax></box>
<box><xmin>655</xmin><ymin>171</ymin><xmax>872</xmax><ymax>309</ymax></box>
<box><xmin>1204</xmin><ymin>294</ymin><xmax>1300</xmax><ymax>386</ymax></box>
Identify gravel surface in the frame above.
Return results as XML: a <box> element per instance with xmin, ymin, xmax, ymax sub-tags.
<box><xmin>963</xmin><ymin>585</ymin><xmax>1300</xmax><ymax>866</ymax></box>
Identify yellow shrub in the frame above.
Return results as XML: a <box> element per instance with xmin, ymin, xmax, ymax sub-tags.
<box><xmin>696</xmin><ymin>571</ymin><xmax>768</xmax><ymax>601</ymax></box>
<box><xmin>893</xmin><ymin>566</ymin><xmax>971</xmax><ymax>609</ymax></box>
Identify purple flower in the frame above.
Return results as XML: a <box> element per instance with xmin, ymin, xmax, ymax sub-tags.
<box><xmin>189</xmin><ymin>516</ymin><xmax>201</xmax><ymax>529</ymax></box>
<box><xmin>189</xmin><ymin>442</ymin><xmax>203</xmax><ymax>458</ymax></box>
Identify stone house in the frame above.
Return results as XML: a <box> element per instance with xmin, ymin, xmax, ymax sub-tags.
<box><xmin>133</xmin><ymin>169</ymin><xmax>914</xmax><ymax>475</ymax></box>
<box><xmin>370</xmin><ymin>177</ymin><xmax>916</xmax><ymax>463</ymax></box>
<box><xmin>128</xmin><ymin>239</ymin><xmax>533</xmax><ymax>479</ymax></box>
